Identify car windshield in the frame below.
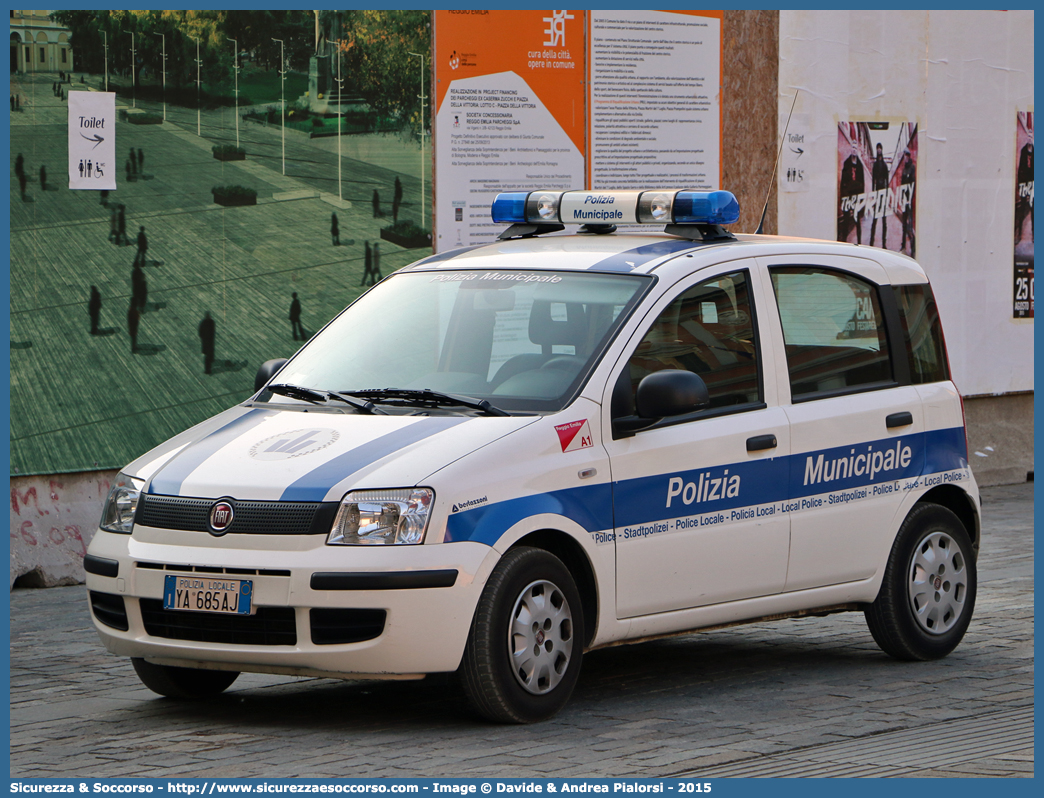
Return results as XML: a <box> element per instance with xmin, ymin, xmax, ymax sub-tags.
<box><xmin>261</xmin><ymin>269</ymin><xmax>652</xmax><ymax>413</ymax></box>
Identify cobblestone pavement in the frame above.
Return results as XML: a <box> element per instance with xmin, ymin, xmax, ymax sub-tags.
<box><xmin>10</xmin><ymin>484</ymin><xmax>1033</xmax><ymax>778</ymax></box>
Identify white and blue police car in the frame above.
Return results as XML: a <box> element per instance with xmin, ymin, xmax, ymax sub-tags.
<box><xmin>86</xmin><ymin>189</ymin><xmax>979</xmax><ymax>723</ymax></box>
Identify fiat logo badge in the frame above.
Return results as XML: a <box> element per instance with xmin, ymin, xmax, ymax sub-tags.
<box><xmin>208</xmin><ymin>501</ymin><xmax>234</xmax><ymax>535</ymax></box>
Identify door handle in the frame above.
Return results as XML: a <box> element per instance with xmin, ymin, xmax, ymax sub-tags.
<box><xmin>746</xmin><ymin>434</ymin><xmax>777</xmax><ymax>452</ymax></box>
<box><xmin>886</xmin><ymin>411</ymin><xmax>913</xmax><ymax>429</ymax></box>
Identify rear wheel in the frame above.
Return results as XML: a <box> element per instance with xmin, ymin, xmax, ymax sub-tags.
<box><xmin>460</xmin><ymin>547</ymin><xmax>584</xmax><ymax>723</ymax></box>
<box><xmin>865</xmin><ymin>503</ymin><xmax>976</xmax><ymax>660</ymax></box>
<box><xmin>132</xmin><ymin>658</ymin><xmax>239</xmax><ymax>699</ymax></box>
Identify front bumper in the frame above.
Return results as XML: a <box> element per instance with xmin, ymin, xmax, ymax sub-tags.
<box><xmin>85</xmin><ymin>528</ymin><xmax>498</xmax><ymax>677</ymax></box>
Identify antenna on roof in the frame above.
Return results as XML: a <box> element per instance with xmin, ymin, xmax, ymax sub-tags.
<box><xmin>754</xmin><ymin>89</ymin><xmax>800</xmax><ymax>235</ymax></box>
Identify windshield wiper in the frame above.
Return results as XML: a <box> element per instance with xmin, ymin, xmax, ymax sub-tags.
<box><xmin>340</xmin><ymin>388</ymin><xmax>509</xmax><ymax>417</ymax></box>
<box><xmin>268</xmin><ymin>383</ymin><xmax>326</xmax><ymax>404</ymax></box>
<box><xmin>267</xmin><ymin>384</ymin><xmax>385</xmax><ymax>414</ymax></box>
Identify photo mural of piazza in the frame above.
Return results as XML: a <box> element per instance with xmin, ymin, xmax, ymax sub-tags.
<box><xmin>9</xmin><ymin>10</ymin><xmax>433</xmax><ymax>477</ymax></box>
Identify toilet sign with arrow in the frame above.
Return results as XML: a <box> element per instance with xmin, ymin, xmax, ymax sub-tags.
<box><xmin>68</xmin><ymin>91</ymin><xmax>116</xmax><ymax>190</ymax></box>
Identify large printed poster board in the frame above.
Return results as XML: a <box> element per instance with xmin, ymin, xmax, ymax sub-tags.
<box><xmin>1013</xmin><ymin>110</ymin><xmax>1033</xmax><ymax>319</ymax></box>
<box><xmin>588</xmin><ymin>10</ymin><xmax>722</xmax><ymax>191</ymax></box>
<box><xmin>837</xmin><ymin>121</ymin><xmax>917</xmax><ymax>257</ymax></box>
<box><xmin>433</xmin><ymin>10</ymin><xmax>586</xmax><ymax>251</ymax></box>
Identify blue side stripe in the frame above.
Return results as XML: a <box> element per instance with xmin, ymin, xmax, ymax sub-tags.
<box><xmin>445</xmin><ymin>484</ymin><xmax>614</xmax><ymax>546</ymax></box>
<box><xmin>445</xmin><ymin>427</ymin><xmax>969</xmax><ymax>543</ymax></box>
<box><xmin>149</xmin><ymin>409</ymin><xmax>274</xmax><ymax>495</ymax></box>
<box><xmin>280</xmin><ymin>417</ymin><xmax>471</xmax><ymax>502</ymax></box>
<box><xmin>589</xmin><ymin>239</ymin><xmax>699</xmax><ymax>272</ymax></box>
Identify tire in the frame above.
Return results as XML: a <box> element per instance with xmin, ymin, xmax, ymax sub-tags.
<box><xmin>460</xmin><ymin>547</ymin><xmax>585</xmax><ymax>723</ymax></box>
<box><xmin>865</xmin><ymin>503</ymin><xmax>976</xmax><ymax>661</ymax></box>
<box><xmin>132</xmin><ymin>658</ymin><xmax>240</xmax><ymax>699</ymax></box>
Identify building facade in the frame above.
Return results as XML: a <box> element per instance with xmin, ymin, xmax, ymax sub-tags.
<box><xmin>10</xmin><ymin>9</ymin><xmax>73</xmax><ymax>73</ymax></box>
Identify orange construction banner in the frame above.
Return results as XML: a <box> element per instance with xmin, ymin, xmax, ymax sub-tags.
<box><xmin>433</xmin><ymin>10</ymin><xmax>587</xmax><ymax>251</ymax></box>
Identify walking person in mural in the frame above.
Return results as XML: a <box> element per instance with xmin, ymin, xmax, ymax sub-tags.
<box><xmin>198</xmin><ymin>312</ymin><xmax>216</xmax><ymax>375</ymax></box>
<box><xmin>331</xmin><ymin>212</ymin><xmax>340</xmax><ymax>246</ymax></box>
<box><xmin>362</xmin><ymin>241</ymin><xmax>373</xmax><ymax>286</ymax></box>
<box><xmin>289</xmin><ymin>292</ymin><xmax>305</xmax><ymax>340</ymax></box>
<box><xmin>134</xmin><ymin>226</ymin><xmax>149</xmax><ymax>267</ymax></box>
<box><xmin>88</xmin><ymin>286</ymin><xmax>102</xmax><ymax>335</ymax></box>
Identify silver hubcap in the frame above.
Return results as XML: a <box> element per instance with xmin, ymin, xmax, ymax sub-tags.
<box><xmin>908</xmin><ymin>531</ymin><xmax>968</xmax><ymax>635</ymax></box>
<box><xmin>508</xmin><ymin>579</ymin><xmax>574</xmax><ymax>695</ymax></box>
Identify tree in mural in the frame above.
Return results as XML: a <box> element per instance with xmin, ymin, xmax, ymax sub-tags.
<box><xmin>331</xmin><ymin>10</ymin><xmax>432</xmax><ymax>139</ymax></box>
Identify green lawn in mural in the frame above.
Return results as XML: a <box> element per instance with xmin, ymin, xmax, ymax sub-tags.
<box><xmin>10</xmin><ymin>65</ymin><xmax>432</xmax><ymax>477</ymax></box>
<box><xmin>236</xmin><ymin>70</ymin><xmax>309</xmax><ymax>107</ymax></box>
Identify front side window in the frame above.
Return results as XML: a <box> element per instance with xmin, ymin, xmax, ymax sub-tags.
<box><xmin>771</xmin><ymin>267</ymin><xmax>892</xmax><ymax>399</ymax></box>
<box><xmin>894</xmin><ymin>283</ymin><xmax>949</xmax><ymax>384</ymax></box>
<box><xmin>265</xmin><ymin>269</ymin><xmax>650</xmax><ymax>413</ymax></box>
<box><xmin>627</xmin><ymin>270</ymin><xmax>760</xmax><ymax>410</ymax></box>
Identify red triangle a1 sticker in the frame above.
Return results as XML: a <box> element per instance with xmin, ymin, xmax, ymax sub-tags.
<box><xmin>554</xmin><ymin>420</ymin><xmax>593</xmax><ymax>452</ymax></box>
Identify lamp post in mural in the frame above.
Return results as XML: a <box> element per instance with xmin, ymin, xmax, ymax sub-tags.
<box><xmin>190</xmin><ymin>35</ymin><xmax>200</xmax><ymax>137</ymax></box>
<box><xmin>334</xmin><ymin>40</ymin><xmax>344</xmax><ymax>201</ymax></box>
<box><xmin>123</xmin><ymin>30</ymin><xmax>136</xmax><ymax>107</ymax></box>
<box><xmin>272</xmin><ymin>37</ymin><xmax>285</xmax><ymax>176</ymax></box>
<box><xmin>227</xmin><ymin>37</ymin><xmax>240</xmax><ymax>148</ymax></box>
<box><xmin>153</xmin><ymin>31</ymin><xmax>166</xmax><ymax>121</ymax></box>
<box><xmin>408</xmin><ymin>51</ymin><xmax>428</xmax><ymax>228</ymax></box>
<box><xmin>102</xmin><ymin>30</ymin><xmax>108</xmax><ymax>92</ymax></box>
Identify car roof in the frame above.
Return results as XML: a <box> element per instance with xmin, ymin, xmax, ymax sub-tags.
<box><xmin>402</xmin><ymin>231</ymin><xmax>928</xmax><ymax>285</ymax></box>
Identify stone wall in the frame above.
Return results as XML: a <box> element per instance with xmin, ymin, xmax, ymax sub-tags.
<box><xmin>10</xmin><ymin>469</ymin><xmax>117</xmax><ymax>587</ymax></box>
<box><xmin>964</xmin><ymin>393</ymin><xmax>1035</xmax><ymax>487</ymax></box>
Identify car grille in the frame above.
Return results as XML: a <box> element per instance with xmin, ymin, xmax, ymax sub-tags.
<box><xmin>139</xmin><ymin>599</ymin><xmax>297</xmax><ymax>646</ymax></box>
<box><xmin>137</xmin><ymin>494</ymin><xmax>338</xmax><ymax>535</ymax></box>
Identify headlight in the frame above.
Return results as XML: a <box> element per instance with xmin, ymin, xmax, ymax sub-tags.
<box><xmin>99</xmin><ymin>473</ymin><xmax>145</xmax><ymax>534</ymax></box>
<box><xmin>328</xmin><ymin>488</ymin><xmax>434</xmax><ymax>545</ymax></box>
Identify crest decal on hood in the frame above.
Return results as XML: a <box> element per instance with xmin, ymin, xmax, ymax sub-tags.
<box><xmin>249</xmin><ymin>428</ymin><xmax>340</xmax><ymax>460</ymax></box>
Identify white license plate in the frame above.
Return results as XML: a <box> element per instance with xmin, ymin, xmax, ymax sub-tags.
<box><xmin>163</xmin><ymin>574</ymin><xmax>253</xmax><ymax>615</ymax></box>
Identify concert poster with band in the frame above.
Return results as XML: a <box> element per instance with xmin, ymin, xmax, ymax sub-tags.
<box><xmin>837</xmin><ymin>121</ymin><xmax>917</xmax><ymax>258</ymax></box>
<box><xmin>1013</xmin><ymin>111</ymin><xmax>1033</xmax><ymax>319</ymax></box>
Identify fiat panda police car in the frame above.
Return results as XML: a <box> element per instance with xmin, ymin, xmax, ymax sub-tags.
<box><xmin>86</xmin><ymin>189</ymin><xmax>979</xmax><ymax>723</ymax></box>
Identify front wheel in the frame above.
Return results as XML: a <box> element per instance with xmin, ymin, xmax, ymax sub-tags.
<box><xmin>132</xmin><ymin>658</ymin><xmax>240</xmax><ymax>699</ymax></box>
<box><xmin>865</xmin><ymin>503</ymin><xmax>976</xmax><ymax>660</ymax></box>
<box><xmin>460</xmin><ymin>547</ymin><xmax>585</xmax><ymax>723</ymax></box>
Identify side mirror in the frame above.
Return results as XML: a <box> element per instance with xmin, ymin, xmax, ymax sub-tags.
<box><xmin>254</xmin><ymin>358</ymin><xmax>288</xmax><ymax>393</ymax></box>
<box><xmin>613</xmin><ymin>370</ymin><xmax>710</xmax><ymax>438</ymax></box>
<box><xmin>635</xmin><ymin>369</ymin><xmax>710</xmax><ymax>418</ymax></box>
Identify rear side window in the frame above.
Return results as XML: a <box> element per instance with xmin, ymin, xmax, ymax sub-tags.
<box><xmin>894</xmin><ymin>283</ymin><xmax>950</xmax><ymax>384</ymax></box>
<box><xmin>771</xmin><ymin>267</ymin><xmax>893</xmax><ymax>400</ymax></box>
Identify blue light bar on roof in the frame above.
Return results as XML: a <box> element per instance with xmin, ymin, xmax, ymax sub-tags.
<box><xmin>673</xmin><ymin>190</ymin><xmax>741</xmax><ymax>226</ymax></box>
<box><xmin>490</xmin><ymin>190</ymin><xmax>740</xmax><ymax>227</ymax></box>
<box><xmin>491</xmin><ymin>192</ymin><xmax>529</xmax><ymax>224</ymax></box>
